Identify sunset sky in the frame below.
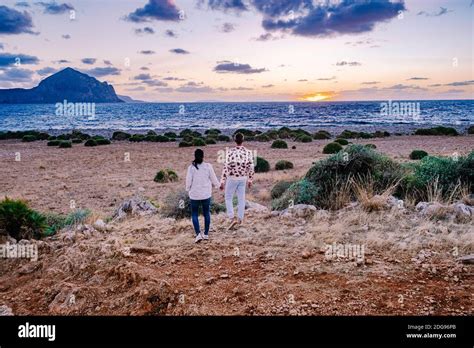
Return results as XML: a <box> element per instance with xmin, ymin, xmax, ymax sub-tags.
<box><xmin>0</xmin><ymin>0</ymin><xmax>472</xmax><ymax>102</ymax></box>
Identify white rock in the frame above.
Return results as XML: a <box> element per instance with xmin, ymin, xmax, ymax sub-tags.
<box><xmin>280</xmin><ymin>204</ymin><xmax>317</xmax><ymax>218</ymax></box>
<box><xmin>452</xmin><ymin>203</ymin><xmax>473</xmax><ymax>219</ymax></box>
<box><xmin>245</xmin><ymin>200</ymin><xmax>269</xmax><ymax>212</ymax></box>
<box><xmin>93</xmin><ymin>219</ymin><xmax>107</xmax><ymax>231</ymax></box>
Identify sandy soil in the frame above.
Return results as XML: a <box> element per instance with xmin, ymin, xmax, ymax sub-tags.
<box><xmin>0</xmin><ymin>135</ymin><xmax>473</xmax><ymax>316</ymax></box>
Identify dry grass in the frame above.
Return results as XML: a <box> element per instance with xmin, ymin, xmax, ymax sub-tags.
<box><xmin>426</xmin><ymin>178</ymin><xmax>470</xmax><ymax>204</ymax></box>
<box><xmin>351</xmin><ymin>175</ymin><xmax>399</xmax><ymax>212</ymax></box>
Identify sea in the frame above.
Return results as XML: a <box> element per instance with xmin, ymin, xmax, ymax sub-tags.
<box><xmin>0</xmin><ymin>100</ymin><xmax>472</xmax><ymax>135</ymax></box>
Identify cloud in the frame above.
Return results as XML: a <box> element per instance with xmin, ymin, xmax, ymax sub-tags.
<box><xmin>262</xmin><ymin>84</ymin><xmax>274</xmax><ymax>88</ymax></box>
<box><xmin>83</xmin><ymin>66</ymin><xmax>121</xmax><ymax>77</ymax></box>
<box><xmin>361</xmin><ymin>81</ymin><xmax>379</xmax><ymax>85</ymax></box>
<box><xmin>103</xmin><ymin>60</ymin><xmax>112</xmax><ymax>66</ymax></box>
<box><xmin>125</xmin><ymin>0</ymin><xmax>182</xmax><ymax>23</ymax></box>
<box><xmin>0</xmin><ymin>53</ymin><xmax>39</xmax><ymax>67</ymax></box>
<box><xmin>163</xmin><ymin>76</ymin><xmax>186</xmax><ymax>81</ymax></box>
<box><xmin>15</xmin><ymin>2</ymin><xmax>30</xmax><ymax>7</ymax></box>
<box><xmin>154</xmin><ymin>87</ymin><xmax>174</xmax><ymax>92</ymax></box>
<box><xmin>0</xmin><ymin>5</ymin><xmax>35</xmax><ymax>35</ymax></box>
<box><xmin>385</xmin><ymin>84</ymin><xmax>426</xmax><ymax>90</ymax></box>
<box><xmin>169</xmin><ymin>48</ymin><xmax>189</xmax><ymax>54</ymax></box>
<box><xmin>298</xmin><ymin>79</ymin><xmax>308</xmax><ymax>82</ymax></box>
<box><xmin>133</xmin><ymin>73</ymin><xmax>168</xmax><ymax>87</ymax></box>
<box><xmin>126</xmin><ymin>86</ymin><xmax>146</xmax><ymax>91</ymax></box>
<box><xmin>139</xmin><ymin>50</ymin><xmax>156</xmax><ymax>55</ymax></box>
<box><xmin>81</xmin><ymin>58</ymin><xmax>96</xmax><ymax>65</ymax></box>
<box><xmin>220</xmin><ymin>22</ymin><xmax>235</xmax><ymax>33</ymax></box>
<box><xmin>336</xmin><ymin>61</ymin><xmax>361</xmax><ymax>66</ymax></box>
<box><xmin>140</xmin><ymin>66</ymin><xmax>150</xmax><ymax>70</ymax></box>
<box><xmin>214</xmin><ymin>61</ymin><xmax>266</xmax><ymax>74</ymax></box>
<box><xmin>230</xmin><ymin>86</ymin><xmax>253</xmax><ymax>90</ymax></box>
<box><xmin>428</xmin><ymin>84</ymin><xmax>442</xmax><ymax>87</ymax></box>
<box><xmin>417</xmin><ymin>7</ymin><xmax>451</xmax><ymax>17</ymax></box>
<box><xmin>317</xmin><ymin>76</ymin><xmax>336</xmax><ymax>81</ymax></box>
<box><xmin>0</xmin><ymin>68</ymin><xmax>34</xmax><ymax>82</ymax></box>
<box><xmin>62</xmin><ymin>34</ymin><xmax>71</xmax><ymax>39</ymax></box>
<box><xmin>36</xmin><ymin>66</ymin><xmax>57</xmax><ymax>76</ymax></box>
<box><xmin>254</xmin><ymin>33</ymin><xmax>280</xmax><ymax>41</ymax></box>
<box><xmin>260</xmin><ymin>0</ymin><xmax>405</xmax><ymax>37</ymax></box>
<box><xmin>35</xmin><ymin>2</ymin><xmax>75</xmax><ymax>15</ymax></box>
<box><xmin>200</xmin><ymin>0</ymin><xmax>249</xmax><ymax>13</ymax></box>
<box><xmin>445</xmin><ymin>80</ymin><xmax>474</xmax><ymax>86</ymax></box>
<box><xmin>165</xmin><ymin>29</ymin><xmax>177</xmax><ymax>37</ymax></box>
<box><xmin>407</xmin><ymin>77</ymin><xmax>429</xmax><ymax>80</ymax></box>
<box><xmin>176</xmin><ymin>82</ymin><xmax>213</xmax><ymax>93</ymax></box>
<box><xmin>0</xmin><ymin>43</ymin><xmax>3</xmax><ymax>50</ymax></box>
<box><xmin>53</xmin><ymin>59</ymin><xmax>70</xmax><ymax>64</ymax></box>
<box><xmin>135</xmin><ymin>27</ymin><xmax>155</xmax><ymax>35</ymax></box>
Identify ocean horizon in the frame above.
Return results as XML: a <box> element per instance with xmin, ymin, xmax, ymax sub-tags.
<box><xmin>0</xmin><ymin>99</ymin><xmax>472</xmax><ymax>134</ymax></box>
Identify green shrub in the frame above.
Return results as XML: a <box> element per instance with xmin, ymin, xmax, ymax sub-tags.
<box><xmin>264</xmin><ymin>130</ymin><xmax>279</xmax><ymax>140</ymax></box>
<box><xmin>468</xmin><ymin>125</ymin><xmax>474</xmax><ymax>134</ymax></box>
<box><xmin>373</xmin><ymin>130</ymin><xmax>390</xmax><ymax>138</ymax></box>
<box><xmin>334</xmin><ymin>138</ymin><xmax>349</xmax><ymax>145</ymax></box>
<box><xmin>147</xmin><ymin>130</ymin><xmax>157</xmax><ymax>136</ymax></box>
<box><xmin>164</xmin><ymin>132</ymin><xmax>177</xmax><ymax>138</ymax></box>
<box><xmin>255</xmin><ymin>156</ymin><xmax>270</xmax><ymax>173</ymax></box>
<box><xmin>365</xmin><ymin>144</ymin><xmax>377</xmax><ymax>149</ymax></box>
<box><xmin>47</xmin><ymin>140</ymin><xmax>60</xmax><ymax>146</ymax></box>
<box><xmin>129</xmin><ymin>134</ymin><xmax>145</xmax><ymax>142</ymax></box>
<box><xmin>205</xmin><ymin>128</ymin><xmax>221</xmax><ymax>135</ymax></box>
<box><xmin>218</xmin><ymin>134</ymin><xmax>231</xmax><ymax>142</ymax></box>
<box><xmin>47</xmin><ymin>136</ymin><xmax>57</xmax><ymax>141</ymax></box>
<box><xmin>272</xmin><ymin>179</ymin><xmax>320</xmax><ymax>210</ymax></box>
<box><xmin>205</xmin><ymin>138</ymin><xmax>217</xmax><ymax>145</ymax></box>
<box><xmin>59</xmin><ymin>141</ymin><xmax>72</xmax><ymax>148</ymax></box>
<box><xmin>71</xmin><ymin>131</ymin><xmax>91</xmax><ymax>140</ymax></box>
<box><xmin>313</xmin><ymin>131</ymin><xmax>331</xmax><ymax>139</ymax></box>
<box><xmin>278</xmin><ymin>127</ymin><xmax>292</xmax><ymax>139</ymax></box>
<box><xmin>410</xmin><ymin>150</ymin><xmax>428</xmax><ymax>160</ymax></box>
<box><xmin>295</xmin><ymin>134</ymin><xmax>312</xmax><ymax>143</ymax></box>
<box><xmin>57</xmin><ymin>134</ymin><xmax>71</xmax><ymax>140</ymax></box>
<box><xmin>179</xmin><ymin>129</ymin><xmax>193</xmax><ymax>137</ymax></box>
<box><xmin>161</xmin><ymin>190</ymin><xmax>225</xmax><ymax>219</ymax></box>
<box><xmin>233</xmin><ymin>129</ymin><xmax>255</xmax><ymax>136</ymax></box>
<box><xmin>71</xmin><ymin>138</ymin><xmax>83</xmax><ymax>144</ymax></box>
<box><xmin>179</xmin><ymin>141</ymin><xmax>192</xmax><ymax>147</ymax></box>
<box><xmin>271</xmin><ymin>139</ymin><xmax>288</xmax><ymax>149</ymax></box>
<box><xmin>96</xmin><ymin>138</ymin><xmax>111</xmax><ymax>145</ymax></box>
<box><xmin>22</xmin><ymin>135</ymin><xmax>37</xmax><ymax>142</ymax></box>
<box><xmin>303</xmin><ymin>145</ymin><xmax>404</xmax><ymax>209</ymax></box>
<box><xmin>323</xmin><ymin>142</ymin><xmax>343</xmax><ymax>154</ymax></box>
<box><xmin>0</xmin><ymin>198</ymin><xmax>47</xmax><ymax>240</ymax></box>
<box><xmin>154</xmin><ymin>169</ymin><xmax>179</xmax><ymax>183</ymax></box>
<box><xmin>275</xmin><ymin>160</ymin><xmax>294</xmax><ymax>170</ymax></box>
<box><xmin>112</xmin><ymin>131</ymin><xmax>131</xmax><ymax>140</ymax></box>
<box><xmin>271</xmin><ymin>180</ymin><xmax>294</xmax><ymax>199</ymax></box>
<box><xmin>64</xmin><ymin>209</ymin><xmax>91</xmax><ymax>226</ymax></box>
<box><xmin>192</xmin><ymin>138</ymin><xmax>206</xmax><ymax>146</ymax></box>
<box><xmin>414</xmin><ymin>126</ymin><xmax>459</xmax><ymax>136</ymax></box>
<box><xmin>84</xmin><ymin>139</ymin><xmax>98</xmax><ymax>147</ymax></box>
<box><xmin>338</xmin><ymin>130</ymin><xmax>360</xmax><ymax>139</ymax></box>
<box><xmin>255</xmin><ymin>134</ymin><xmax>271</xmax><ymax>142</ymax></box>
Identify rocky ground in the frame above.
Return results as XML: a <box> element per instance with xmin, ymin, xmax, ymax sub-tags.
<box><xmin>0</xmin><ymin>135</ymin><xmax>473</xmax><ymax>316</ymax></box>
<box><xmin>0</xmin><ymin>198</ymin><xmax>472</xmax><ymax>316</ymax></box>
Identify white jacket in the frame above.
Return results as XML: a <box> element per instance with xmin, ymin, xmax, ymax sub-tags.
<box><xmin>185</xmin><ymin>162</ymin><xmax>220</xmax><ymax>200</ymax></box>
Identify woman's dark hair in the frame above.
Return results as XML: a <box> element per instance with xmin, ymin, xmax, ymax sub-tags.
<box><xmin>234</xmin><ymin>132</ymin><xmax>244</xmax><ymax>145</ymax></box>
<box><xmin>192</xmin><ymin>148</ymin><xmax>204</xmax><ymax>169</ymax></box>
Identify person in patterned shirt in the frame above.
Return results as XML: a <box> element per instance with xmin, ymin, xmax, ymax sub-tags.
<box><xmin>219</xmin><ymin>132</ymin><xmax>254</xmax><ymax>230</ymax></box>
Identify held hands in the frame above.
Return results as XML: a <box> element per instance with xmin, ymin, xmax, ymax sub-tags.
<box><xmin>219</xmin><ymin>183</ymin><xmax>225</xmax><ymax>191</ymax></box>
<box><xmin>247</xmin><ymin>181</ymin><xmax>252</xmax><ymax>189</ymax></box>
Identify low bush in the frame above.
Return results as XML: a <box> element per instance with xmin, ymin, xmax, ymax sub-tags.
<box><xmin>205</xmin><ymin>138</ymin><xmax>217</xmax><ymax>145</ymax></box>
<box><xmin>164</xmin><ymin>132</ymin><xmax>177</xmax><ymax>138</ymax></box>
<box><xmin>22</xmin><ymin>135</ymin><xmax>37</xmax><ymax>142</ymax></box>
<box><xmin>275</xmin><ymin>160</ymin><xmax>294</xmax><ymax>170</ymax></box>
<box><xmin>334</xmin><ymin>138</ymin><xmax>349</xmax><ymax>145</ymax></box>
<box><xmin>129</xmin><ymin>134</ymin><xmax>145</xmax><ymax>142</ymax></box>
<box><xmin>409</xmin><ymin>150</ymin><xmax>428</xmax><ymax>160</ymax></box>
<box><xmin>205</xmin><ymin>128</ymin><xmax>221</xmax><ymax>135</ymax></box>
<box><xmin>271</xmin><ymin>180</ymin><xmax>294</xmax><ymax>199</ymax></box>
<box><xmin>179</xmin><ymin>141</ymin><xmax>192</xmax><ymax>147</ymax></box>
<box><xmin>271</xmin><ymin>139</ymin><xmax>288</xmax><ymax>149</ymax></box>
<box><xmin>96</xmin><ymin>138</ymin><xmax>111</xmax><ymax>145</ymax></box>
<box><xmin>323</xmin><ymin>142</ymin><xmax>343</xmax><ymax>154</ymax></box>
<box><xmin>0</xmin><ymin>198</ymin><xmax>47</xmax><ymax>240</ymax></box>
<box><xmin>233</xmin><ymin>129</ymin><xmax>255</xmax><ymax>137</ymax></box>
<box><xmin>365</xmin><ymin>144</ymin><xmax>377</xmax><ymax>149</ymax></box>
<box><xmin>218</xmin><ymin>134</ymin><xmax>231</xmax><ymax>142</ymax></box>
<box><xmin>414</xmin><ymin>126</ymin><xmax>459</xmax><ymax>136</ymax></box>
<box><xmin>112</xmin><ymin>131</ymin><xmax>131</xmax><ymax>140</ymax></box>
<box><xmin>47</xmin><ymin>140</ymin><xmax>60</xmax><ymax>146</ymax></box>
<box><xmin>255</xmin><ymin>156</ymin><xmax>270</xmax><ymax>173</ymax></box>
<box><xmin>272</xmin><ymin>179</ymin><xmax>320</xmax><ymax>210</ymax></box>
<box><xmin>295</xmin><ymin>134</ymin><xmax>312</xmax><ymax>143</ymax></box>
<box><xmin>71</xmin><ymin>138</ymin><xmax>83</xmax><ymax>144</ymax></box>
<box><xmin>84</xmin><ymin>139</ymin><xmax>98</xmax><ymax>147</ymax></box>
<box><xmin>154</xmin><ymin>169</ymin><xmax>179</xmax><ymax>183</ymax></box>
<box><xmin>255</xmin><ymin>134</ymin><xmax>271</xmax><ymax>142</ymax></box>
<box><xmin>192</xmin><ymin>138</ymin><xmax>206</xmax><ymax>146</ymax></box>
<box><xmin>468</xmin><ymin>125</ymin><xmax>474</xmax><ymax>134</ymax></box>
<box><xmin>313</xmin><ymin>131</ymin><xmax>331</xmax><ymax>140</ymax></box>
<box><xmin>59</xmin><ymin>141</ymin><xmax>72</xmax><ymax>148</ymax></box>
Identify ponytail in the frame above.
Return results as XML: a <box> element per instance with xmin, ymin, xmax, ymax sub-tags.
<box><xmin>192</xmin><ymin>149</ymin><xmax>204</xmax><ymax>169</ymax></box>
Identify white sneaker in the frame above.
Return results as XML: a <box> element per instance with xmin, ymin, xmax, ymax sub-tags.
<box><xmin>195</xmin><ymin>234</ymin><xmax>203</xmax><ymax>243</ymax></box>
<box><xmin>203</xmin><ymin>234</ymin><xmax>209</xmax><ymax>240</ymax></box>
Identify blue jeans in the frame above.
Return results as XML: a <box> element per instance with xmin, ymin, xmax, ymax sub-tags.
<box><xmin>225</xmin><ymin>178</ymin><xmax>246</xmax><ymax>221</ymax></box>
<box><xmin>190</xmin><ymin>198</ymin><xmax>211</xmax><ymax>236</ymax></box>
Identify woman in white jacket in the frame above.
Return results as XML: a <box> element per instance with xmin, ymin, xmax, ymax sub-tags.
<box><xmin>185</xmin><ymin>149</ymin><xmax>220</xmax><ymax>243</ymax></box>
